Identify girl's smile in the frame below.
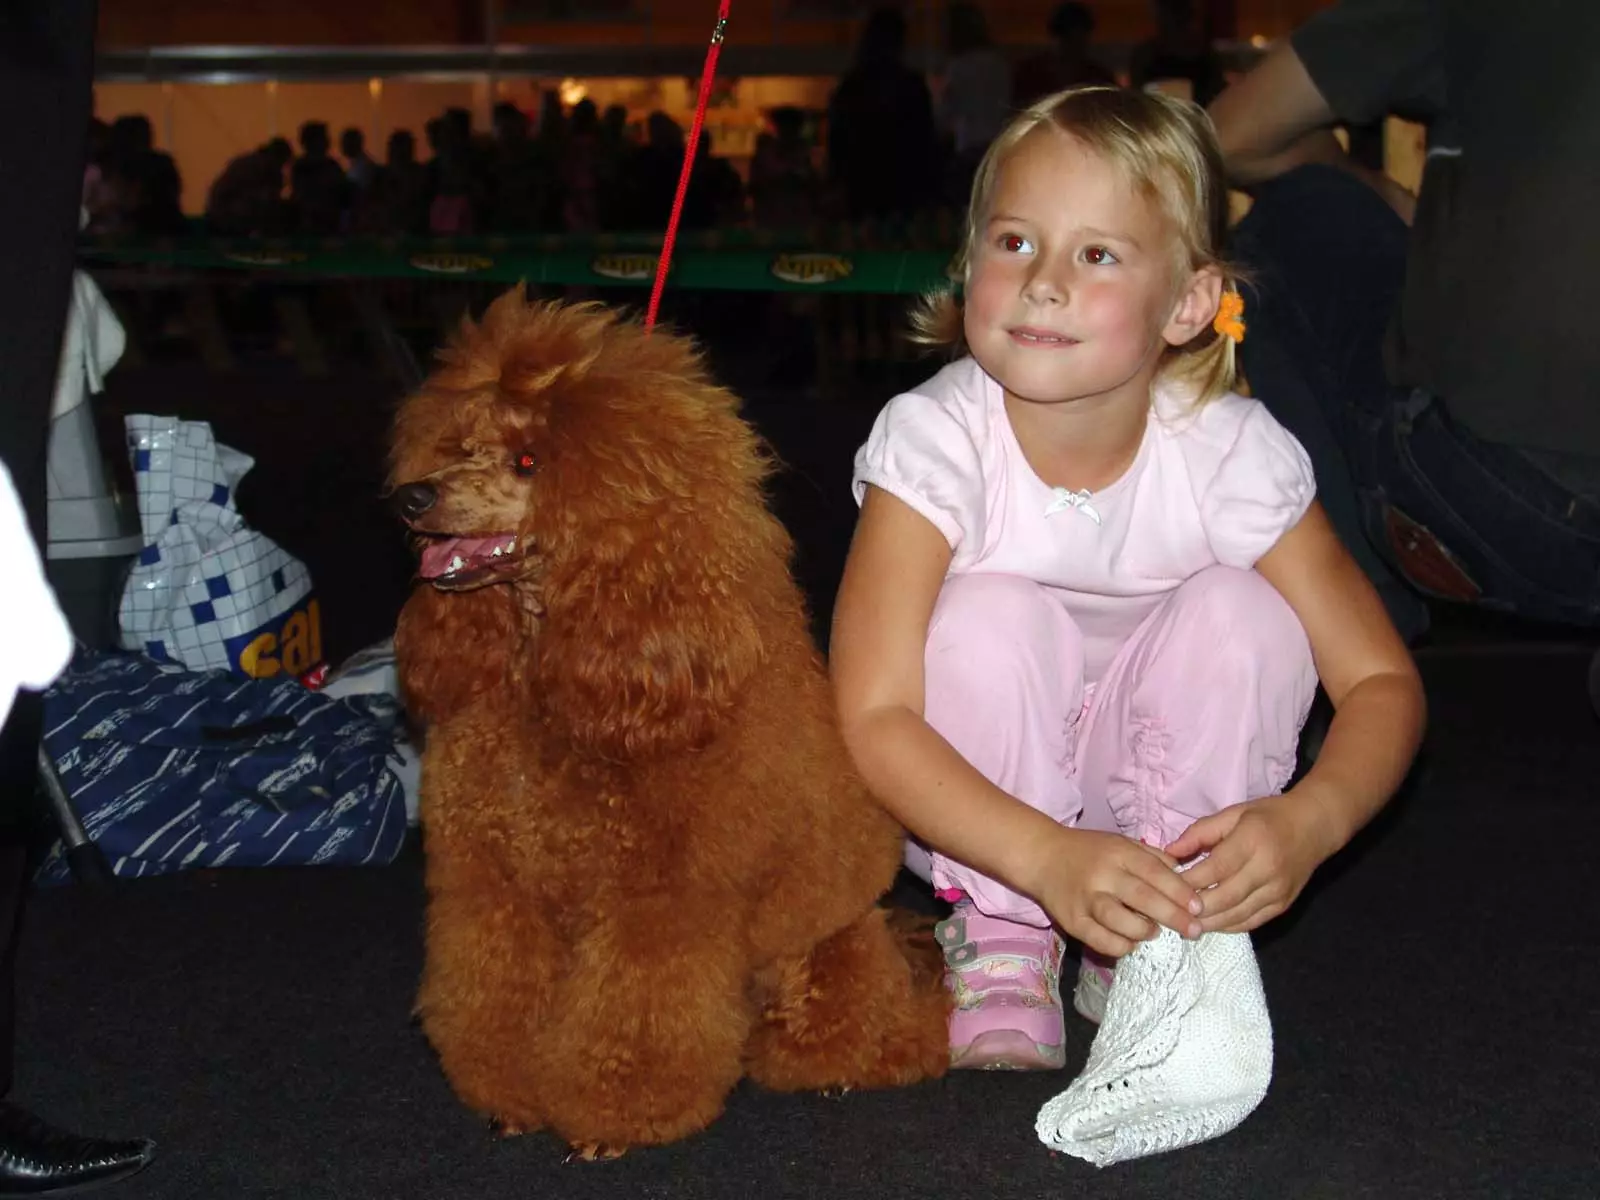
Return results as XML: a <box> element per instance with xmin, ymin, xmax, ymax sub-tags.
<box><xmin>1008</xmin><ymin>326</ymin><xmax>1080</xmax><ymax>346</ymax></box>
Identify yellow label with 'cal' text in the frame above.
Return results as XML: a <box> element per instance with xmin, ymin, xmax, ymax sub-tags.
<box><xmin>238</xmin><ymin>599</ymin><xmax>324</xmax><ymax>681</ymax></box>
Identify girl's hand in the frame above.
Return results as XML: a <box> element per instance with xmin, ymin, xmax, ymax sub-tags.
<box><xmin>1165</xmin><ymin>791</ymin><xmax>1339</xmax><ymax>933</ymax></box>
<box><xmin>1027</xmin><ymin>827</ymin><xmax>1204</xmax><ymax>959</ymax></box>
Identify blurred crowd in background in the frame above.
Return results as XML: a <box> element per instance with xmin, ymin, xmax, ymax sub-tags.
<box><xmin>81</xmin><ymin>0</ymin><xmax>1227</xmax><ymax>238</ymax></box>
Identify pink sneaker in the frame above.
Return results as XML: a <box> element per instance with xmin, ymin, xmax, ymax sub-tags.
<box><xmin>934</xmin><ymin>906</ymin><xmax>1066</xmax><ymax>1070</ymax></box>
<box><xmin>1072</xmin><ymin>947</ymin><xmax>1116</xmax><ymax>1024</ymax></box>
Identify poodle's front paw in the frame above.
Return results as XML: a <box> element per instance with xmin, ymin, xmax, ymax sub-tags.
<box><xmin>563</xmin><ymin>1142</ymin><xmax>627</xmax><ymax>1164</ymax></box>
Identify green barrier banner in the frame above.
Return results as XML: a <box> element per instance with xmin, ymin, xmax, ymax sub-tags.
<box><xmin>80</xmin><ymin>234</ymin><xmax>963</xmax><ymax>295</ymax></box>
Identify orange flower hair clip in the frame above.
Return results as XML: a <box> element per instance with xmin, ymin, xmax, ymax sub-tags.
<box><xmin>1213</xmin><ymin>290</ymin><xmax>1246</xmax><ymax>344</ymax></box>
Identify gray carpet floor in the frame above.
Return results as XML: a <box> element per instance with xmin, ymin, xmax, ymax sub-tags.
<box><xmin>16</xmin><ymin>640</ymin><xmax>1599</xmax><ymax>1199</ymax></box>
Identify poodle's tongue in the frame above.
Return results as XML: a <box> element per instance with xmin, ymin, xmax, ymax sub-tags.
<box><xmin>419</xmin><ymin>534</ymin><xmax>518</xmax><ymax>579</ymax></box>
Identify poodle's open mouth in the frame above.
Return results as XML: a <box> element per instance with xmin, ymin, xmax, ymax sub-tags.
<box><xmin>414</xmin><ymin>532</ymin><xmax>531</xmax><ymax>591</ymax></box>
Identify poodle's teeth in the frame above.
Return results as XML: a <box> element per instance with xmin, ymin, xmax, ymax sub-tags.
<box><xmin>447</xmin><ymin>554</ymin><xmax>465</xmax><ymax>574</ymax></box>
<box><xmin>505</xmin><ymin>537</ymin><xmax>516</xmax><ymax>552</ymax></box>
<box><xmin>491</xmin><ymin>546</ymin><xmax>502</xmax><ymax>558</ymax></box>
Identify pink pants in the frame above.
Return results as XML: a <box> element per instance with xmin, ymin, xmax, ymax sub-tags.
<box><xmin>909</xmin><ymin>566</ymin><xmax>1317</xmax><ymax>926</ymax></box>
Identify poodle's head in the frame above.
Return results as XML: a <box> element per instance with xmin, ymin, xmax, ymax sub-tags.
<box><xmin>389</xmin><ymin>292</ymin><xmax>790</xmax><ymax>756</ymax></box>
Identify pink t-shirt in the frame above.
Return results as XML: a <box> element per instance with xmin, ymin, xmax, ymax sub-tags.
<box><xmin>852</xmin><ymin>357</ymin><xmax>1316</xmax><ymax>683</ymax></box>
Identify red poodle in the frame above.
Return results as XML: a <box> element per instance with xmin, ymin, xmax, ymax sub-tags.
<box><xmin>389</xmin><ymin>293</ymin><xmax>950</xmax><ymax>1159</ymax></box>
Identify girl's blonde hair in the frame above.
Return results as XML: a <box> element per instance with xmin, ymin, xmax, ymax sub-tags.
<box><xmin>912</xmin><ymin>86</ymin><xmax>1244</xmax><ymax>406</ymax></box>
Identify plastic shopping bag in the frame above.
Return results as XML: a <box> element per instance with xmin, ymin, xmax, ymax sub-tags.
<box><xmin>117</xmin><ymin>414</ymin><xmax>327</xmax><ymax>684</ymax></box>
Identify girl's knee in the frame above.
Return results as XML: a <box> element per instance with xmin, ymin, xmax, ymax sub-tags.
<box><xmin>932</xmin><ymin>573</ymin><xmax>1055</xmax><ymax>624</ymax></box>
<box><xmin>928</xmin><ymin>574</ymin><xmax>1083</xmax><ymax>671</ymax></box>
<box><xmin>1087</xmin><ymin>569</ymin><xmax>1318</xmax><ymax>839</ymax></box>
<box><xmin>1170</xmin><ymin>566</ymin><xmax>1310</xmax><ymax>668</ymax></box>
<box><xmin>924</xmin><ymin>574</ymin><xmax>1086</xmax><ymax>746</ymax></box>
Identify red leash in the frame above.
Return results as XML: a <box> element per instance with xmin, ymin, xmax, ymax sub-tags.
<box><xmin>643</xmin><ymin>0</ymin><xmax>731</xmax><ymax>331</ymax></box>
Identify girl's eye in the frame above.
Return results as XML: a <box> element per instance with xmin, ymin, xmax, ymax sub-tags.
<box><xmin>1084</xmin><ymin>245</ymin><xmax>1119</xmax><ymax>266</ymax></box>
<box><xmin>999</xmin><ymin>233</ymin><xmax>1034</xmax><ymax>254</ymax></box>
<box><xmin>513</xmin><ymin>451</ymin><xmax>539</xmax><ymax>477</ymax></box>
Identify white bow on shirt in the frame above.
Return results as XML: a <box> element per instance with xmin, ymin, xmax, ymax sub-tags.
<box><xmin>1045</xmin><ymin>486</ymin><xmax>1102</xmax><ymax>525</ymax></box>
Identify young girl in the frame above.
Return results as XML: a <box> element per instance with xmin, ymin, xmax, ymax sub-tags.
<box><xmin>830</xmin><ymin>87</ymin><xmax>1426</xmax><ymax>1071</ymax></box>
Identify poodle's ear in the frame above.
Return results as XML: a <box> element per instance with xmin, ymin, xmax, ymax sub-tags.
<box><xmin>534</xmin><ymin>542</ymin><xmax>767</xmax><ymax>760</ymax></box>
<box><xmin>395</xmin><ymin>584</ymin><xmax>529</xmax><ymax>728</ymax></box>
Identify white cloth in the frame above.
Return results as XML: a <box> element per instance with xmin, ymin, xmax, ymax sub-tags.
<box><xmin>1036</xmin><ymin>928</ymin><xmax>1273</xmax><ymax>1166</ymax></box>
<box><xmin>0</xmin><ymin>461</ymin><xmax>74</xmax><ymax>728</ymax></box>
<box><xmin>52</xmin><ymin>268</ymin><xmax>125</xmax><ymax>421</ymax></box>
<box><xmin>319</xmin><ymin>638</ymin><xmax>400</xmax><ymax>699</ymax></box>
<box><xmin>321</xmin><ymin>638</ymin><xmax>421</xmax><ymax>825</ymax></box>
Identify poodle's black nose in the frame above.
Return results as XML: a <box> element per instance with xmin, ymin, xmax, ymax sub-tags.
<box><xmin>392</xmin><ymin>482</ymin><xmax>438</xmax><ymax>521</ymax></box>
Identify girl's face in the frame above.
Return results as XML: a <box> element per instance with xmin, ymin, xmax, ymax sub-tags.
<box><xmin>963</xmin><ymin>128</ymin><xmax>1211</xmax><ymax>413</ymax></box>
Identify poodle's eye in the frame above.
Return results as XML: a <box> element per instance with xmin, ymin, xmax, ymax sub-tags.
<box><xmin>512</xmin><ymin>451</ymin><xmax>539</xmax><ymax>477</ymax></box>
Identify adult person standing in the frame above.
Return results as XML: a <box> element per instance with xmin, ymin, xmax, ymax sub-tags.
<box><xmin>1209</xmin><ymin>0</ymin><xmax>1600</xmax><ymax>687</ymax></box>
<box><xmin>0</xmin><ymin>1</ymin><xmax>157</xmax><ymax>1191</ymax></box>
<box><xmin>826</xmin><ymin>6</ymin><xmax>942</xmax><ymax>221</ymax></box>
<box><xmin>1012</xmin><ymin>3</ymin><xmax>1117</xmax><ymax>109</ymax></box>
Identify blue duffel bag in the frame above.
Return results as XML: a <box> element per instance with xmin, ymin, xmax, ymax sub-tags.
<box><xmin>37</xmin><ymin>649</ymin><xmax>409</xmax><ymax>883</ymax></box>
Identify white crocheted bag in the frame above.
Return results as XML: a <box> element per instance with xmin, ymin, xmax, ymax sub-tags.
<box><xmin>1036</xmin><ymin>928</ymin><xmax>1272</xmax><ymax>1166</ymax></box>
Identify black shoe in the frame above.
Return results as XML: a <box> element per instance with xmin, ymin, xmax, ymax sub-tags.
<box><xmin>0</xmin><ymin>1103</ymin><xmax>153</xmax><ymax>1196</ymax></box>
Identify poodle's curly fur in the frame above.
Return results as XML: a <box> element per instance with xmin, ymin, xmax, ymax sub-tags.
<box><xmin>390</xmin><ymin>293</ymin><xmax>949</xmax><ymax>1154</ymax></box>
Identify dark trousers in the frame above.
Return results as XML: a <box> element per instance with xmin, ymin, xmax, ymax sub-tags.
<box><xmin>1232</xmin><ymin>165</ymin><xmax>1600</xmax><ymax>632</ymax></box>
<box><xmin>0</xmin><ymin>0</ymin><xmax>99</xmax><ymax>1097</ymax></box>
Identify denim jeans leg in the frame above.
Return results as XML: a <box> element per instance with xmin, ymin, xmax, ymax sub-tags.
<box><xmin>1358</xmin><ymin>398</ymin><xmax>1600</xmax><ymax>626</ymax></box>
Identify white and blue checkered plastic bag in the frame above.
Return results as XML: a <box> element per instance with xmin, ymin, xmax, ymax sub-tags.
<box><xmin>118</xmin><ymin>415</ymin><xmax>326</xmax><ymax>682</ymax></box>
